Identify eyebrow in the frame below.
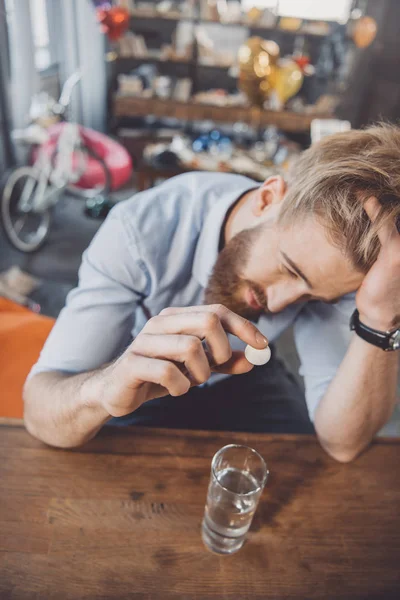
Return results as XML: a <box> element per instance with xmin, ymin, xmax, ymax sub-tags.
<box><xmin>281</xmin><ymin>251</ymin><xmax>313</xmax><ymax>289</ymax></box>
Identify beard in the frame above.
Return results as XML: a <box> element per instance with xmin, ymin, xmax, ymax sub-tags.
<box><xmin>204</xmin><ymin>225</ymin><xmax>269</xmax><ymax>320</ymax></box>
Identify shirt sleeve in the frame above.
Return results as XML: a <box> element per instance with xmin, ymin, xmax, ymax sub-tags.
<box><xmin>293</xmin><ymin>294</ymin><xmax>356</xmax><ymax>420</ymax></box>
<box><xmin>29</xmin><ymin>205</ymin><xmax>149</xmax><ymax>377</ymax></box>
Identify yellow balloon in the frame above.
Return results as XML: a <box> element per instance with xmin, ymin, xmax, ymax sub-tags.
<box><xmin>238</xmin><ymin>37</ymin><xmax>279</xmax><ymax>78</ymax></box>
<box><xmin>238</xmin><ymin>37</ymin><xmax>280</xmax><ymax>106</ymax></box>
<box><xmin>271</xmin><ymin>60</ymin><xmax>303</xmax><ymax>104</ymax></box>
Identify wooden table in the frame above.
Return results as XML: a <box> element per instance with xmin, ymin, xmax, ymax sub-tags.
<box><xmin>1</xmin><ymin>423</ymin><xmax>400</xmax><ymax>599</ymax></box>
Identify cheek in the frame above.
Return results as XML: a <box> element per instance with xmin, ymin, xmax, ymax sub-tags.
<box><xmin>242</xmin><ymin>227</ymin><xmax>280</xmax><ymax>282</ymax></box>
<box><xmin>245</xmin><ymin>250</ymin><xmax>279</xmax><ymax>283</ymax></box>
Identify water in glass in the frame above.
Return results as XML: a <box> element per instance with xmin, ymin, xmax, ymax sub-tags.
<box><xmin>202</xmin><ymin>467</ymin><xmax>261</xmax><ymax>554</ymax></box>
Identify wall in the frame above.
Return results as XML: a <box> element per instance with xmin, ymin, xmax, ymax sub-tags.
<box><xmin>0</xmin><ymin>0</ymin><xmax>14</xmax><ymax>173</ymax></box>
<box><xmin>339</xmin><ymin>0</ymin><xmax>400</xmax><ymax>127</ymax></box>
<box><xmin>57</xmin><ymin>0</ymin><xmax>107</xmax><ymax>131</ymax></box>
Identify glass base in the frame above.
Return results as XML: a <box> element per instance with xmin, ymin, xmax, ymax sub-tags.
<box><xmin>201</xmin><ymin>519</ymin><xmax>245</xmax><ymax>555</ymax></box>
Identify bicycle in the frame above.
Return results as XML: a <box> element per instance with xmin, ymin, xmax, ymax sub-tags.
<box><xmin>1</xmin><ymin>71</ymin><xmax>132</xmax><ymax>252</ymax></box>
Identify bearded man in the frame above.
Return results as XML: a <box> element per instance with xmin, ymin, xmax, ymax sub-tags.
<box><xmin>24</xmin><ymin>124</ymin><xmax>400</xmax><ymax>462</ymax></box>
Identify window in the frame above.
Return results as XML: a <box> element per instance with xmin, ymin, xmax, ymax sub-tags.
<box><xmin>242</xmin><ymin>0</ymin><xmax>352</xmax><ymax>23</ymax></box>
<box><xmin>29</xmin><ymin>0</ymin><xmax>51</xmax><ymax>70</ymax></box>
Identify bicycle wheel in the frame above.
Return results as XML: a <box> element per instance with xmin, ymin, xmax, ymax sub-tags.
<box><xmin>0</xmin><ymin>167</ymin><xmax>52</xmax><ymax>252</ymax></box>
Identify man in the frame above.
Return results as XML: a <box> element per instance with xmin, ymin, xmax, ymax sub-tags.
<box><xmin>24</xmin><ymin>124</ymin><xmax>400</xmax><ymax>461</ymax></box>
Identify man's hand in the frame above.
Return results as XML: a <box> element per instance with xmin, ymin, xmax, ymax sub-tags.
<box><xmin>91</xmin><ymin>304</ymin><xmax>268</xmax><ymax>418</ymax></box>
<box><xmin>356</xmin><ymin>197</ymin><xmax>400</xmax><ymax>331</ymax></box>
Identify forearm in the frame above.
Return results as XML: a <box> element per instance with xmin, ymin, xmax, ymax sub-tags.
<box><xmin>315</xmin><ymin>335</ymin><xmax>399</xmax><ymax>462</ymax></box>
<box><xmin>23</xmin><ymin>371</ymin><xmax>110</xmax><ymax>448</ymax></box>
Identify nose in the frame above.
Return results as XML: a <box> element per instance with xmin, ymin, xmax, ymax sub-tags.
<box><xmin>267</xmin><ymin>283</ymin><xmax>305</xmax><ymax>313</ymax></box>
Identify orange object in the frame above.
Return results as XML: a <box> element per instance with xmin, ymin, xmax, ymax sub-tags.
<box><xmin>96</xmin><ymin>6</ymin><xmax>130</xmax><ymax>42</ymax></box>
<box><xmin>0</xmin><ymin>299</ymin><xmax>54</xmax><ymax>419</ymax></box>
<box><xmin>353</xmin><ymin>16</ymin><xmax>377</xmax><ymax>48</ymax></box>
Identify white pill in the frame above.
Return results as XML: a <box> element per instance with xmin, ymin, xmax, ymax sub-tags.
<box><xmin>245</xmin><ymin>344</ymin><xmax>271</xmax><ymax>366</ymax></box>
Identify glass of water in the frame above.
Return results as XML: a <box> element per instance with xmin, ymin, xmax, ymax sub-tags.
<box><xmin>202</xmin><ymin>444</ymin><xmax>269</xmax><ymax>554</ymax></box>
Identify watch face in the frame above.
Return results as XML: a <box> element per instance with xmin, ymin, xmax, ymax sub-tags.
<box><xmin>390</xmin><ymin>329</ymin><xmax>400</xmax><ymax>350</ymax></box>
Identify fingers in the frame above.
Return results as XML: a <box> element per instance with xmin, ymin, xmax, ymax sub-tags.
<box><xmin>125</xmin><ymin>353</ymin><xmax>191</xmax><ymax>397</ymax></box>
<box><xmin>364</xmin><ymin>196</ymin><xmax>399</xmax><ymax>246</ymax></box>
<box><xmin>143</xmin><ymin>312</ymin><xmax>232</xmax><ymax>366</ymax></box>
<box><xmin>130</xmin><ymin>333</ymin><xmax>211</xmax><ymax>384</ymax></box>
<box><xmin>213</xmin><ymin>304</ymin><xmax>269</xmax><ymax>348</ymax></box>
<box><xmin>133</xmin><ymin>304</ymin><xmax>268</xmax><ymax>394</ymax></box>
<box><xmin>157</xmin><ymin>304</ymin><xmax>269</xmax><ymax>348</ymax></box>
<box><xmin>212</xmin><ymin>351</ymin><xmax>255</xmax><ymax>375</ymax></box>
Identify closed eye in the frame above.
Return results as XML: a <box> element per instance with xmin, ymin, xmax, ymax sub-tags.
<box><xmin>284</xmin><ymin>265</ymin><xmax>298</xmax><ymax>279</ymax></box>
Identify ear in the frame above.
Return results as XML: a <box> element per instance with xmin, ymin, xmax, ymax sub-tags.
<box><xmin>252</xmin><ymin>176</ymin><xmax>287</xmax><ymax>217</ymax></box>
<box><xmin>363</xmin><ymin>196</ymin><xmax>381</xmax><ymax>223</ymax></box>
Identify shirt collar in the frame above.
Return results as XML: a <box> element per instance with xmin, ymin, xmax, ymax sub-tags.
<box><xmin>192</xmin><ymin>178</ymin><xmax>258</xmax><ymax>288</ymax></box>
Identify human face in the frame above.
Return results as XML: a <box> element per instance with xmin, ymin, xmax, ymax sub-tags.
<box><xmin>204</xmin><ymin>215</ymin><xmax>364</xmax><ymax>320</ymax></box>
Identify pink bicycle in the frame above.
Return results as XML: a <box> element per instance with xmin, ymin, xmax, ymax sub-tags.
<box><xmin>1</xmin><ymin>72</ymin><xmax>132</xmax><ymax>252</ymax></box>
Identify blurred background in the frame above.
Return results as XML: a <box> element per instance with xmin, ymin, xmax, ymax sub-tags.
<box><xmin>0</xmin><ymin>0</ymin><xmax>399</xmax><ymax>431</ymax></box>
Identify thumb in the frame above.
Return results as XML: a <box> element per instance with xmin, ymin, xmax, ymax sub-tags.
<box><xmin>212</xmin><ymin>351</ymin><xmax>255</xmax><ymax>375</ymax></box>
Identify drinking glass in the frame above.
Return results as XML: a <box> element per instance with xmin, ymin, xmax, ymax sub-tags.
<box><xmin>202</xmin><ymin>444</ymin><xmax>269</xmax><ymax>554</ymax></box>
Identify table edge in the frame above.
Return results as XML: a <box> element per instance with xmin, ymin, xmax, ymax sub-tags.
<box><xmin>0</xmin><ymin>419</ymin><xmax>399</xmax><ymax>445</ymax></box>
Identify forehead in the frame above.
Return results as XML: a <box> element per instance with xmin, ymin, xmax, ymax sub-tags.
<box><xmin>277</xmin><ymin>217</ymin><xmax>359</xmax><ymax>291</ymax></box>
<box><xmin>278</xmin><ymin>216</ymin><xmax>341</xmax><ymax>259</ymax></box>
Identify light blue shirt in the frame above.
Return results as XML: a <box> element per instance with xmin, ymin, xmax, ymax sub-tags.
<box><xmin>31</xmin><ymin>172</ymin><xmax>356</xmax><ymax>419</ymax></box>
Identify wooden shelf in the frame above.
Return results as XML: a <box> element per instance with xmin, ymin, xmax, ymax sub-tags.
<box><xmin>115</xmin><ymin>56</ymin><xmax>237</xmax><ymax>72</ymax></box>
<box><xmin>116</xmin><ymin>56</ymin><xmax>192</xmax><ymax>67</ymax></box>
<box><xmin>130</xmin><ymin>12</ymin><xmax>183</xmax><ymax>22</ymax></box>
<box><xmin>114</xmin><ymin>95</ymin><xmax>329</xmax><ymax>133</ymax></box>
<box><xmin>199</xmin><ymin>18</ymin><xmax>327</xmax><ymax>37</ymax></box>
<box><xmin>129</xmin><ymin>11</ymin><xmax>329</xmax><ymax>37</ymax></box>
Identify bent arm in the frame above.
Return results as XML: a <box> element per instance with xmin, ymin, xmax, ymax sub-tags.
<box><xmin>24</xmin><ymin>303</ymin><xmax>266</xmax><ymax>448</ymax></box>
<box><xmin>294</xmin><ymin>297</ymin><xmax>399</xmax><ymax>463</ymax></box>
<box><xmin>24</xmin><ymin>205</ymin><xmax>148</xmax><ymax>446</ymax></box>
<box><xmin>314</xmin><ymin>335</ymin><xmax>398</xmax><ymax>462</ymax></box>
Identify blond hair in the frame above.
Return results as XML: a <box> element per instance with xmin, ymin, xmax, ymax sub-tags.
<box><xmin>278</xmin><ymin>123</ymin><xmax>400</xmax><ymax>272</ymax></box>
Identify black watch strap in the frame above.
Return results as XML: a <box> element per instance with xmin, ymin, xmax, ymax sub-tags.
<box><xmin>350</xmin><ymin>309</ymin><xmax>400</xmax><ymax>351</ymax></box>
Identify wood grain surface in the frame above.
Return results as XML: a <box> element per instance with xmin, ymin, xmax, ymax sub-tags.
<box><xmin>1</xmin><ymin>424</ymin><xmax>399</xmax><ymax>600</ymax></box>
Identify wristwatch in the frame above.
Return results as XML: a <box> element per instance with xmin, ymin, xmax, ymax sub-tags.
<box><xmin>350</xmin><ymin>309</ymin><xmax>400</xmax><ymax>351</ymax></box>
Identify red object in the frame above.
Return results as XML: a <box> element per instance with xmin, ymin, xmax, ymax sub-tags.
<box><xmin>96</xmin><ymin>6</ymin><xmax>130</xmax><ymax>41</ymax></box>
<box><xmin>32</xmin><ymin>123</ymin><xmax>133</xmax><ymax>191</ymax></box>
<box><xmin>294</xmin><ymin>55</ymin><xmax>310</xmax><ymax>71</ymax></box>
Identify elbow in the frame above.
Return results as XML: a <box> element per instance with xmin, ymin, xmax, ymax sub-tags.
<box><xmin>23</xmin><ymin>391</ymin><xmax>53</xmax><ymax>447</ymax></box>
<box><xmin>23</xmin><ymin>379</ymin><xmax>41</xmax><ymax>441</ymax></box>
<box><xmin>23</xmin><ymin>379</ymin><xmax>81</xmax><ymax>449</ymax></box>
<box><xmin>24</xmin><ymin>410</ymin><xmax>84</xmax><ymax>449</ymax></box>
<box><xmin>315</xmin><ymin>428</ymin><xmax>370</xmax><ymax>464</ymax></box>
<box><xmin>322</xmin><ymin>444</ymin><xmax>362</xmax><ymax>464</ymax></box>
<box><xmin>313</xmin><ymin>409</ymin><xmax>374</xmax><ymax>464</ymax></box>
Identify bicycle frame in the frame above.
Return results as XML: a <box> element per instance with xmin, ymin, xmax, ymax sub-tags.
<box><xmin>18</xmin><ymin>123</ymin><xmax>88</xmax><ymax>214</ymax></box>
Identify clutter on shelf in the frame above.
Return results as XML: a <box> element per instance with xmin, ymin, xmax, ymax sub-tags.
<box><xmin>192</xmin><ymin>89</ymin><xmax>246</xmax><ymax>107</ymax></box>
<box><xmin>110</xmin><ymin>0</ymin><xmax>358</xmax><ymax>151</ymax></box>
<box><xmin>143</xmin><ymin>126</ymin><xmax>302</xmax><ymax>181</ymax></box>
<box><xmin>117</xmin><ymin>18</ymin><xmax>194</xmax><ymax>61</ymax></box>
<box><xmin>117</xmin><ymin>64</ymin><xmax>192</xmax><ymax>102</ymax></box>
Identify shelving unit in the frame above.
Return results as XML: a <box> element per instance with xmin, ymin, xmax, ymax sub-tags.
<box><xmin>109</xmin><ymin>2</ymin><xmax>341</xmax><ymax>188</ymax></box>
<box><xmin>112</xmin><ymin>2</ymin><xmax>334</xmax><ymax>138</ymax></box>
